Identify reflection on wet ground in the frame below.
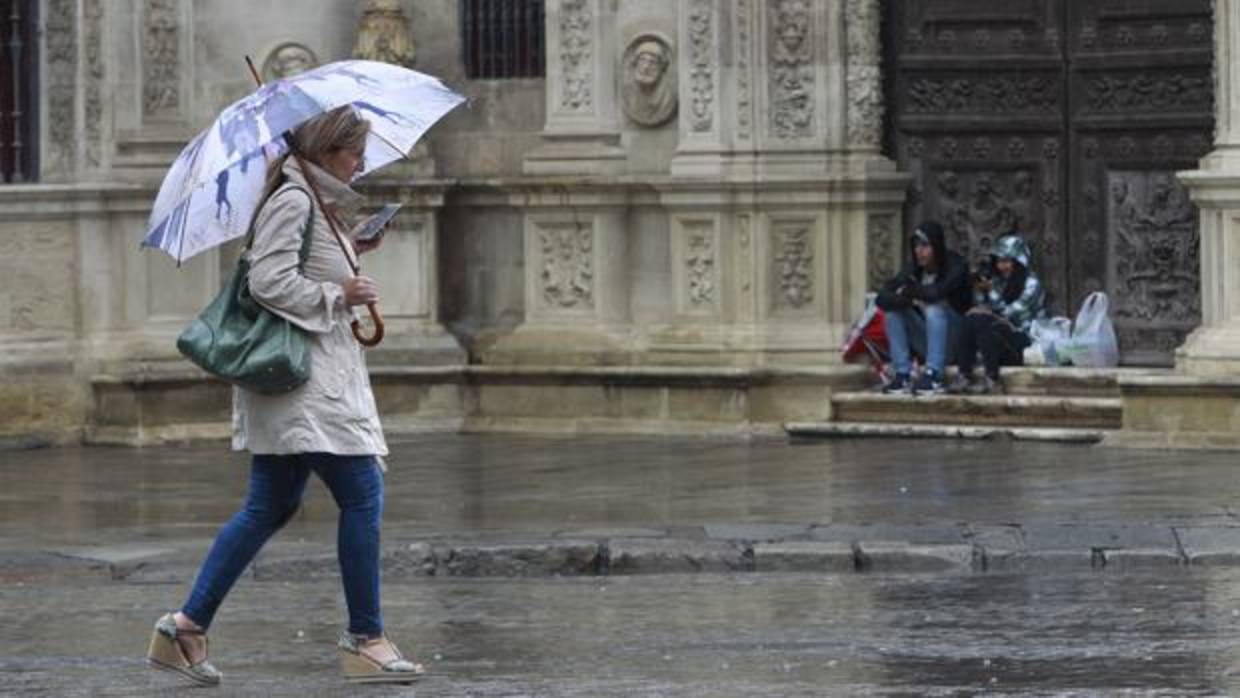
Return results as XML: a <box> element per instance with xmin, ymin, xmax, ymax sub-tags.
<box><xmin>1</xmin><ymin>434</ymin><xmax>1237</xmax><ymax>547</ymax></box>
<box><xmin>3</xmin><ymin>434</ymin><xmax>1240</xmax><ymax>695</ymax></box>
<box><xmin>4</xmin><ymin>571</ymin><xmax>1240</xmax><ymax>696</ymax></box>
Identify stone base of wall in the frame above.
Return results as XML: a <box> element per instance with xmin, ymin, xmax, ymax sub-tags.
<box><xmin>82</xmin><ymin>363</ymin><xmax>868</xmax><ymax>445</ymax></box>
<box><xmin>1108</xmin><ymin>375</ymin><xmax>1240</xmax><ymax>450</ymax></box>
<box><xmin>461</xmin><ymin>365</ymin><xmax>862</xmax><ymax>436</ymax></box>
<box><xmin>0</xmin><ymin>359</ymin><xmax>88</xmax><ymax>448</ymax></box>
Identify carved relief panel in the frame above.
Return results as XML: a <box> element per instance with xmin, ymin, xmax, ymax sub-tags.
<box><xmin>525</xmin><ymin>218</ymin><xmax>597</xmax><ymax>318</ymax></box>
<box><xmin>761</xmin><ymin>214</ymin><xmax>823</xmax><ymax>319</ymax></box>
<box><xmin>539</xmin><ymin>223</ymin><xmax>594</xmax><ymax>311</ymax></box>
<box><xmin>142</xmin><ymin>0</ymin><xmax>184</xmax><ymax>121</ymax></box>
<box><xmin>671</xmin><ymin>216</ymin><xmax>722</xmax><ymax>319</ymax></box>
<box><xmin>760</xmin><ymin>0</ymin><xmax>826</xmax><ymax>148</ymax></box>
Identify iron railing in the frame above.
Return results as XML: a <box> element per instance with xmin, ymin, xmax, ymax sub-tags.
<box><xmin>462</xmin><ymin>0</ymin><xmax>544</xmax><ymax>79</ymax></box>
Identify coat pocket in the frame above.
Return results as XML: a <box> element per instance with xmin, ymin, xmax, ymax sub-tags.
<box><xmin>310</xmin><ymin>355</ymin><xmax>348</xmax><ymax>400</ymax></box>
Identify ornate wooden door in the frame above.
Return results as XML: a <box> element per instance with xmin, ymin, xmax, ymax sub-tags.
<box><xmin>885</xmin><ymin>0</ymin><xmax>1213</xmax><ymax>365</ymax></box>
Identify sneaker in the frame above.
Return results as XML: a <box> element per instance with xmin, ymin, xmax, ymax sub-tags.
<box><xmin>882</xmin><ymin>372</ymin><xmax>913</xmax><ymax>395</ymax></box>
<box><xmin>913</xmin><ymin>369</ymin><xmax>946</xmax><ymax>396</ymax></box>
<box><xmin>947</xmin><ymin>372</ymin><xmax>972</xmax><ymax>394</ymax></box>
<box><xmin>963</xmin><ymin>375</ymin><xmax>991</xmax><ymax>395</ymax></box>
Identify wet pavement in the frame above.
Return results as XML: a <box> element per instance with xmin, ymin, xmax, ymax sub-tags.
<box><xmin>4</xmin><ymin>434</ymin><xmax>1240</xmax><ymax>695</ymax></box>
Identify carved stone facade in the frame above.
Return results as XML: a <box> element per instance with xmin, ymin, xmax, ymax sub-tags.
<box><xmin>867</xmin><ymin>213</ymin><xmax>898</xmax><ymax>290</ymax></box>
<box><xmin>83</xmin><ymin>0</ymin><xmax>105</xmax><ymax>169</ymax></box>
<box><xmin>43</xmin><ymin>0</ymin><xmax>76</xmax><ymax>179</ymax></box>
<box><xmin>844</xmin><ymin>0</ymin><xmax>882</xmax><ymax>150</ymax></box>
<box><xmin>734</xmin><ymin>0</ymin><xmax>753</xmax><ymax>143</ymax></box>
<box><xmin>142</xmin><ymin>0</ymin><xmax>181</xmax><ymax>119</ymax></box>
<box><xmin>772</xmin><ymin>223</ymin><xmax>814</xmax><ymax>312</ymax></box>
<box><xmin>524</xmin><ymin>0</ymin><xmax>625</xmax><ymax>175</ymax></box>
<box><xmin>621</xmin><ymin>33</ymin><xmax>677</xmax><ymax>128</ymax></box>
<box><xmin>539</xmin><ymin>224</ymin><xmax>594</xmax><ymax>310</ymax></box>
<box><xmin>685</xmin><ymin>228</ymin><xmax>716</xmax><ymax>307</ymax></box>
<box><xmin>558</xmin><ymin>0</ymin><xmax>593</xmax><ymax>113</ymax></box>
<box><xmin>261</xmin><ymin>41</ymin><xmax>319</xmax><ymax>82</ymax></box>
<box><xmin>685</xmin><ymin>1</ymin><xmax>714</xmax><ymax>133</ymax></box>
<box><xmin>8</xmin><ymin>0</ymin><xmax>908</xmax><ymax>441</ymax></box>
<box><xmin>767</xmin><ymin>0</ymin><xmax>814</xmax><ymax>140</ymax></box>
<box><xmin>352</xmin><ymin>0</ymin><xmax>416</xmax><ymax>68</ymax></box>
<box><xmin>670</xmin><ymin>215</ymin><xmax>721</xmax><ymax>319</ymax></box>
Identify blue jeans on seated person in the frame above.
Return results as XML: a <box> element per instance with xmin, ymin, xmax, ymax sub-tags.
<box><xmin>181</xmin><ymin>453</ymin><xmax>385</xmax><ymax>636</ymax></box>
<box><xmin>884</xmin><ymin>302</ymin><xmax>963</xmax><ymax>376</ymax></box>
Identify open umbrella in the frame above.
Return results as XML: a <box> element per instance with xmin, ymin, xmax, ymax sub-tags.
<box><xmin>142</xmin><ymin>58</ymin><xmax>465</xmax><ymax>345</ymax></box>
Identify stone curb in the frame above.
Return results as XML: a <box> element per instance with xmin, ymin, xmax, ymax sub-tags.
<box><xmin>21</xmin><ymin>524</ymin><xmax>1240</xmax><ymax>582</ymax></box>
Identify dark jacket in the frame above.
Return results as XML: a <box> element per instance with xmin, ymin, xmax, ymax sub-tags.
<box><xmin>876</xmin><ymin>221</ymin><xmax>972</xmax><ymax>316</ymax></box>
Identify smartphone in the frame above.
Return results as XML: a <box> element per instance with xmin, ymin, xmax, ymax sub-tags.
<box><xmin>354</xmin><ymin>203</ymin><xmax>402</xmax><ymax>242</ymax></box>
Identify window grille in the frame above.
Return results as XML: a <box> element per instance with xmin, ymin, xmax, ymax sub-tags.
<box><xmin>462</xmin><ymin>0</ymin><xmax>545</xmax><ymax>79</ymax></box>
<box><xmin>0</xmin><ymin>0</ymin><xmax>37</xmax><ymax>183</ymax></box>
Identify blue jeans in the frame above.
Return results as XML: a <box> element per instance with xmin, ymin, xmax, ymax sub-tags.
<box><xmin>182</xmin><ymin>453</ymin><xmax>385</xmax><ymax>636</ymax></box>
<box><xmin>884</xmin><ymin>303</ymin><xmax>962</xmax><ymax>375</ymax></box>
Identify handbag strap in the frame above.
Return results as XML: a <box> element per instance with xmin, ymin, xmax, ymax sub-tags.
<box><xmin>244</xmin><ymin>185</ymin><xmax>316</xmax><ymax>271</ymax></box>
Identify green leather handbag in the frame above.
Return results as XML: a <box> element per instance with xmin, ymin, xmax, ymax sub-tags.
<box><xmin>177</xmin><ymin>187</ymin><xmax>316</xmax><ymax>395</ymax></box>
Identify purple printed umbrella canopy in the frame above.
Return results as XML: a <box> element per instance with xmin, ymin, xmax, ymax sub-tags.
<box><xmin>142</xmin><ymin>60</ymin><xmax>465</xmax><ymax>263</ymax></box>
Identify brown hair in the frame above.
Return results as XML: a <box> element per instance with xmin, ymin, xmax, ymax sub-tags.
<box><xmin>258</xmin><ymin>105</ymin><xmax>371</xmax><ymax>205</ymax></box>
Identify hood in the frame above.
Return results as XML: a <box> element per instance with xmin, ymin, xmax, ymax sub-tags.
<box><xmin>991</xmin><ymin>234</ymin><xmax>1033</xmax><ymax>271</ymax></box>
<box><xmin>910</xmin><ymin>220</ymin><xmax>948</xmax><ymax>269</ymax></box>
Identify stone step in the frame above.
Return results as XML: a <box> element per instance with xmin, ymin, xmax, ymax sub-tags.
<box><xmin>998</xmin><ymin>367</ymin><xmax>1161</xmax><ymax>398</ymax></box>
<box><xmin>785</xmin><ymin>421</ymin><xmax>1106</xmax><ymax>444</ymax></box>
<box><xmin>830</xmin><ymin>392</ymin><xmax>1124</xmax><ymax>430</ymax></box>
<box><xmin>850</xmin><ymin>367</ymin><xmax>1162</xmax><ymax>398</ymax></box>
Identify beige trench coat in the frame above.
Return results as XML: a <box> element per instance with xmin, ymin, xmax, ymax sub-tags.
<box><xmin>231</xmin><ymin>158</ymin><xmax>389</xmax><ymax>461</ymax></box>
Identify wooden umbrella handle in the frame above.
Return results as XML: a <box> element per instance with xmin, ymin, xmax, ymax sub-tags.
<box><xmin>352</xmin><ymin>303</ymin><xmax>385</xmax><ymax>347</ymax></box>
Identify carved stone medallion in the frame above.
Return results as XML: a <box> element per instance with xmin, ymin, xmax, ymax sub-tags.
<box><xmin>261</xmin><ymin>41</ymin><xmax>320</xmax><ymax>82</ymax></box>
<box><xmin>621</xmin><ymin>33</ymin><xmax>677</xmax><ymax>128</ymax></box>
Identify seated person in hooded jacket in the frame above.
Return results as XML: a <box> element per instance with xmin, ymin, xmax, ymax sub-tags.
<box><xmin>875</xmin><ymin>220</ymin><xmax>972</xmax><ymax>395</ymax></box>
<box><xmin>952</xmin><ymin>234</ymin><xmax>1046</xmax><ymax>394</ymax></box>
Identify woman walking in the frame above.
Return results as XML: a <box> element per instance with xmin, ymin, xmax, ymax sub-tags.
<box><xmin>146</xmin><ymin>106</ymin><xmax>422</xmax><ymax>686</ymax></box>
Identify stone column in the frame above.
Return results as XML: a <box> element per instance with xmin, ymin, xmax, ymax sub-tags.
<box><xmin>1177</xmin><ymin>0</ymin><xmax>1240</xmax><ymax>375</ymax></box>
<box><xmin>523</xmin><ymin>0</ymin><xmax>627</xmax><ymax>175</ymax></box>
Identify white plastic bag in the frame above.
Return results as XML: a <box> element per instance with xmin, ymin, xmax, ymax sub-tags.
<box><xmin>1058</xmin><ymin>292</ymin><xmax>1120</xmax><ymax>367</ymax></box>
<box><xmin>1023</xmin><ymin>342</ymin><xmax>1047</xmax><ymax>366</ymax></box>
<box><xmin>1029</xmin><ymin>316</ymin><xmax>1072</xmax><ymax>366</ymax></box>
